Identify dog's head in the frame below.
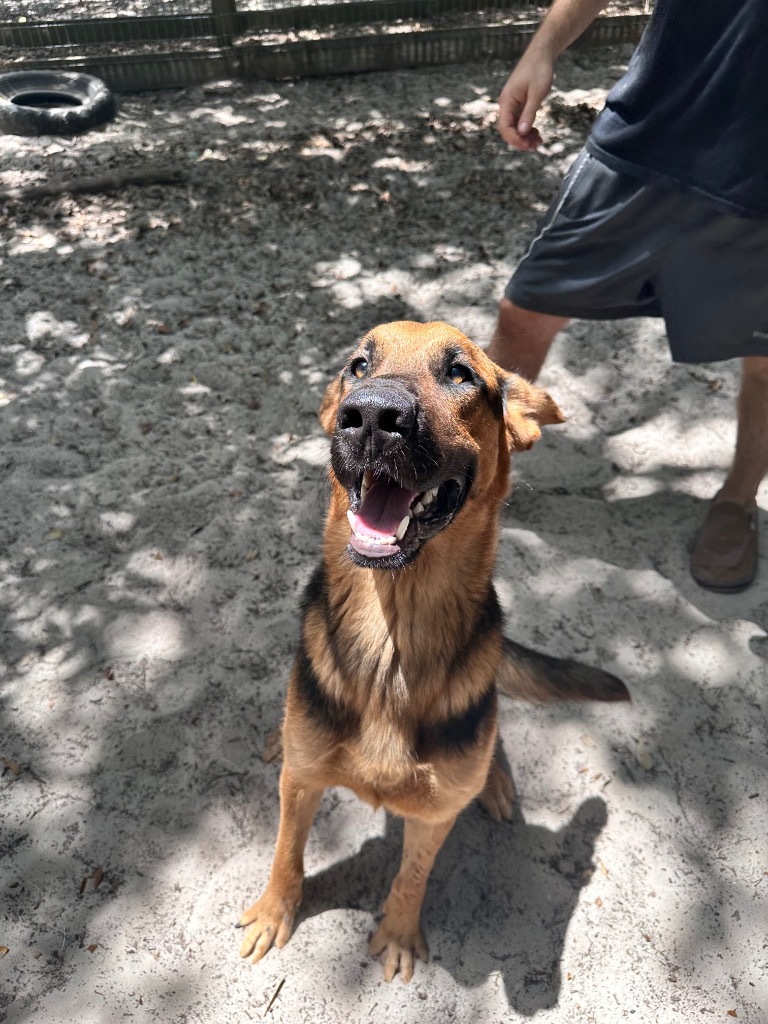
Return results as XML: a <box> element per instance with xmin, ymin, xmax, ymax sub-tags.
<box><xmin>320</xmin><ymin>321</ymin><xmax>563</xmax><ymax>570</ymax></box>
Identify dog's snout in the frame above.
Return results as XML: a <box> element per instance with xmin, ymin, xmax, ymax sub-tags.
<box><xmin>338</xmin><ymin>386</ymin><xmax>417</xmax><ymax>450</ymax></box>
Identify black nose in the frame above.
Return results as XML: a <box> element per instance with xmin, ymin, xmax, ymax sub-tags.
<box><xmin>337</xmin><ymin>383</ymin><xmax>417</xmax><ymax>455</ymax></box>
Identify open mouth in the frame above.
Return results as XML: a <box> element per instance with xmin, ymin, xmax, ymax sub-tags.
<box><xmin>345</xmin><ymin>469</ymin><xmax>468</xmax><ymax>567</ymax></box>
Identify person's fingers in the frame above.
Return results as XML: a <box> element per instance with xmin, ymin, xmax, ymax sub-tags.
<box><xmin>515</xmin><ymin>125</ymin><xmax>544</xmax><ymax>150</ymax></box>
<box><xmin>497</xmin><ymin>58</ymin><xmax>553</xmax><ymax>150</ymax></box>
<box><xmin>497</xmin><ymin>86</ymin><xmax>533</xmax><ymax>149</ymax></box>
<box><xmin>497</xmin><ymin>105</ymin><xmax>542</xmax><ymax>150</ymax></box>
<box><xmin>517</xmin><ymin>93</ymin><xmax>542</xmax><ymax>138</ymax></box>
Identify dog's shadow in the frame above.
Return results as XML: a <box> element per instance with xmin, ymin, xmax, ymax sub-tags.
<box><xmin>301</xmin><ymin>794</ymin><xmax>607</xmax><ymax>1013</ymax></box>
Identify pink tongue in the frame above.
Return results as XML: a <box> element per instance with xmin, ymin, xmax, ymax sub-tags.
<box><xmin>350</xmin><ymin>477</ymin><xmax>419</xmax><ymax>540</ymax></box>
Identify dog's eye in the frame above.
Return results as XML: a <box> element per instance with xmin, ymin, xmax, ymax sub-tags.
<box><xmin>448</xmin><ymin>363</ymin><xmax>473</xmax><ymax>385</ymax></box>
<box><xmin>350</xmin><ymin>357</ymin><xmax>368</xmax><ymax>379</ymax></box>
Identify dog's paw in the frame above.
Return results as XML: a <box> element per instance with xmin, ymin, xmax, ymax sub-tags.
<box><xmin>237</xmin><ymin>890</ymin><xmax>298</xmax><ymax>963</ymax></box>
<box><xmin>369</xmin><ymin>916</ymin><xmax>429</xmax><ymax>983</ymax></box>
<box><xmin>477</xmin><ymin>758</ymin><xmax>516</xmax><ymax>822</ymax></box>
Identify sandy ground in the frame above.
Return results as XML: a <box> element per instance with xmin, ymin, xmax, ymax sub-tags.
<box><xmin>1</xmin><ymin>46</ymin><xmax>767</xmax><ymax>1024</ymax></box>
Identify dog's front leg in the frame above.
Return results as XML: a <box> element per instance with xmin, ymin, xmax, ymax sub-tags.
<box><xmin>238</xmin><ymin>764</ymin><xmax>323</xmax><ymax>963</ymax></box>
<box><xmin>369</xmin><ymin>815</ymin><xmax>456</xmax><ymax>983</ymax></box>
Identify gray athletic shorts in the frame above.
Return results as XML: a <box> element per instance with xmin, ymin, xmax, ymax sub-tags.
<box><xmin>506</xmin><ymin>149</ymin><xmax>768</xmax><ymax>363</ymax></box>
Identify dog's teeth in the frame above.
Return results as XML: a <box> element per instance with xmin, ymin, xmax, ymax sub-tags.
<box><xmin>395</xmin><ymin>516</ymin><xmax>410</xmax><ymax>541</ymax></box>
<box><xmin>361</xmin><ymin>479</ymin><xmax>369</xmax><ymax>500</ymax></box>
<box><xmin>347</xmin><ymin>510</ymin><xmax>355</xmax><ymax>529</ymax></box>
<box><xmin>416</xmin><ymin>488</ymin><xmax>438</xmax><ymax>511</ymax></box>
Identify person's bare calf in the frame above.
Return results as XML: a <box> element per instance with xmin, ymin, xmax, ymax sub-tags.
<box><xmin>485</xmin><ymin>296</ymin><xmax>568</xmax><ymax>381</ymax></box>
<box><xmin>717</xmin><ymin>356</ymin><xmax>768</xmax><ymax>509</ymax></box>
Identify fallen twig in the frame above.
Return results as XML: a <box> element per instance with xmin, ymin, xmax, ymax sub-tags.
<box><xmin>263</xmin><ymin>978</ymin><xmax>285</xmax><ymax>1018</ymax></box>
<box><xmin>0</xmin><ymin>165</ymin><xmax>185</xmax><ymax>201</ymax></box>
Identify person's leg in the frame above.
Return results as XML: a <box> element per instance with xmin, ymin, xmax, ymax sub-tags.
<box><xmin>717</xmin><ymin>356</ymin><xmax>768</xmax><ymax>507</ymax></box>
<box><xmin>485</xmin><ymin>296</ymin><xmax>569</xmax><ymax>380</ymax></box>
<box><xmin>690</xmin><ymin>356</ymin><xmax>768</xmax><ymax>592</ymax></box>
<box><xmin>488</xmin><ymin>153</ymin><xmax>669</xmax><ymax>380</ymax></box>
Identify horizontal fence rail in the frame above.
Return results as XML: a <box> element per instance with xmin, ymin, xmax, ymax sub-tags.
<box><xmin>2</xmin><ymin>0</ymin><xmax>551</xmax><ymax>49</ymax></box>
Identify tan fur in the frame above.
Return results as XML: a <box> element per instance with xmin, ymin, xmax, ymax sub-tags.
<box><xmin>237</xmin><ymin>322</ymin><xmax>628</xmax><ymax>983</ymax></box>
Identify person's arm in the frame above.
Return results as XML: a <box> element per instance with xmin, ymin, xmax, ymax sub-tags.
<box><xmin>498</xmin><ymin>0</ymin><xmax>608</xmax><ymax>151</ymax></box>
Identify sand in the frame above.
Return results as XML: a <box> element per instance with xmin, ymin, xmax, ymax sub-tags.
<box><xmin>1</xmin><ymin>46</ymin><xmax>766</xmax><ymax>1024</ymax></box>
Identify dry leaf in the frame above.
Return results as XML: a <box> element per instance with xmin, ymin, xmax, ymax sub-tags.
<box><xmin>92</xmin><ymin>866</ymin><xmax>104</xmax><ymax>890</ymax></box>
<box><xmin>634</xmin><ymin>739</ymin><xmax>655</xmax><ymax>771</ymax></box>
<box><xmin>87</xmin><ymin>944</ymin><xmax>98</xmax><ymax>953</ymax></box>
<box><xmin>727</xmin><ymin>1012</ymin><xmax>737</xmax><ymax>1019</ymax></box>
<box><xmin>2</xmin><ymin>757</ymin><xmax>22</xmax><ymax>775</ymax></box>
<box><xmin>307</xmin><ymin>133</ymin><xmax>333</xmax><ymax>149</ymax></box>
<box><xmin>0</xmin><ymin>946</ymin><xmax>9</xmax><ymax>958</ymax></box>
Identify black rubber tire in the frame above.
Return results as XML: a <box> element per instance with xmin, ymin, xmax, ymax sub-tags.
<box><xmin>0</xmin><ymin>71</ymin><xmax>116</xmax><ymax>137</ymax></box>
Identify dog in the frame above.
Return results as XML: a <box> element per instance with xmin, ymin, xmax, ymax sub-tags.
<box><xmin>237</xmin><ymin>321</ymin><xmax>629</xmax><ymax>982</ymax></box>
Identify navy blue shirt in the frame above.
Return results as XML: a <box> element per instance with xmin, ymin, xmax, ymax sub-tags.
<box><xmin>589</xmin><ymin>0</ymin><xmax>768</xmax><ymax>216</ymax></box>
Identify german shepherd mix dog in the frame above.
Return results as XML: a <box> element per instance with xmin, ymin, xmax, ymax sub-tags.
<box><xmin>238</xmin><ymin>321</ymin><xmax>629</xmax><ymax>982</ymax></box>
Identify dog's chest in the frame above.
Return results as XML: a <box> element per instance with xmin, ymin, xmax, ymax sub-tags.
<box><xmin>346</xmin><ymin>749</ymin><xmax>437</xmax><ymax>814</ymax></box>
<box><xmin>324</xmin><ymin>699</ymin><xmax>437</xmax><ymax>809</ymax></box>
<box><xmin>336</xmin><ymin>705</ymin><xmax>491</xmax><ymax>819</ymax></box>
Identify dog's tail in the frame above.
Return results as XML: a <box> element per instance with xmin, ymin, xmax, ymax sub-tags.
<box><xmin>498</xmin><ymin>637</ymin><xmax>630</xmax><ymax>703</ymax></box>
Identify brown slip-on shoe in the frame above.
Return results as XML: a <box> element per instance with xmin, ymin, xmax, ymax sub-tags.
<box><xmin>690</xmin><ymin>500</ymin><xmax>759</xmax><ymax>593</ymax></box>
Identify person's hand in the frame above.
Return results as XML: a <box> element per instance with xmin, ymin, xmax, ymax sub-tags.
<box><xmin>497</xmin><ymin>48</ymin><xmax>555</xmax><ymax>151</ymax></box>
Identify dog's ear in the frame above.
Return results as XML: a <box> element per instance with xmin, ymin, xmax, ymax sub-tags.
<box><xmin>319</xmin><ymin>376</ymin><xmax>342</xmax><ymax>435</ymax></box>
<box><xmin>503</xmin><ymin>373</ymin><xmax>564</xmax><ymax>451</ymax></box>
